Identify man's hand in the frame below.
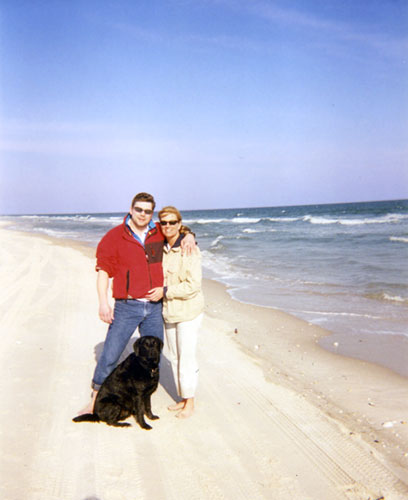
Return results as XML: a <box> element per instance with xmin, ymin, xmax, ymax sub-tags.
<box><xmin>180</xmin><ymin>232</ymin><xmax>196</xmax><ymax>256</ymax></box>
<box><xmin>97</xmin><ymin>270</ymin><xmax>114</xmax><ymax>323</ymax></box>
<box><xmin>99</xmin><ymin>303</ymin><xmax>114</xmax><ymax>324</ymax></box>
<box><xmin>145</xmin><ymin>287</ymin><xmax>164</xmax><ymax>302</ymax></box>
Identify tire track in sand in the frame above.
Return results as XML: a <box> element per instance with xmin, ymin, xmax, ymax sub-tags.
<box><xmin>24</xmin><ymin>240</ymin><xmax>168</xmax><ymax>500</ymax></box>
<box><xmin>218</xmin><ymin>361</ymin><xmax>408</xmax><ymax>500</ymax></box>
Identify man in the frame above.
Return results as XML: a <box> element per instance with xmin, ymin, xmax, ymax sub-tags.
<box><xmin>78</xmin><ymin>192</ymin><xmax>194</xmax><ymax>414</ymax></box>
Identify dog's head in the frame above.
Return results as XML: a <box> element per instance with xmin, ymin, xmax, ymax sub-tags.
<box><xmin>133</xmin><ymin>336</ymin><xmax>163</xmax><ymax>375</ymax></box>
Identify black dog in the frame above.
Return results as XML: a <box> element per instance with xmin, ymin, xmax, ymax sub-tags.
<box><xmin>73</xmin><ymin>336</ymin><xmax>163</xmax><ymax>429</ymax></box>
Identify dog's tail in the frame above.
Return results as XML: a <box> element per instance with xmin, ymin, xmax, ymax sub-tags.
<box><xmin>72</xmin><ymin>413</ymin><xmax>100</xmax><ymax>423</ymax></box>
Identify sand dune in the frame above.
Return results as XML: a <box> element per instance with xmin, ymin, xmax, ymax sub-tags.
<box><xmin>1</xmin><ymin>227</ymin><xmax>407</xmax><ymax>499</ymax></box>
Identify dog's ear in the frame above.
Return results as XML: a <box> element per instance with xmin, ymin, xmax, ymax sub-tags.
<box><xmin>157</xmin><ymin>338</ymin><xmax>164</xmax><ymax>351</ymax></box>
<box><xmin>133</xmin><ymin>337</ymin><xmax>142</xmax><ymax>355</ymax></box>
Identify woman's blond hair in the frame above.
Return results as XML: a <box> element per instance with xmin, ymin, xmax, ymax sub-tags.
<box><xmin>158</xmin><ymin>205</ymin><xmax>182</xmax><ymax>222</ymax></box>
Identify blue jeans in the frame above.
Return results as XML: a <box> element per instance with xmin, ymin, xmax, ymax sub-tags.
<box><xmin>92</xmin><ymin>300</ymin><xmax>163</xmax><ymax>389</ymax></box>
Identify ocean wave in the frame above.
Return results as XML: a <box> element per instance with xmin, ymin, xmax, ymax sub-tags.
<box><xmin>365</xmin><ymin>292</ymin><xmax>408</xmax><ymax>304</ymax></box>
<box><xmin>293</xmin><ymin>279</ymin><xmax>331</xmax><ymax>287</ymax></box>
<box><xmin>235</xmin><ymin>235</ymin><xmax>251</xmax><ymax>240</ymax></box>
<box><xmin>231</xmin><ymin>217</ymin><xmax>261</xmax><ymax>224</ymax></box>
<box><xmin>267</xmin><ymin>217</ymin><xmax>302</xmax><ymax>222</ymax></box>
<box><xmin>209</xmin><ymin>235</ymin><xmax>225</xmax><ymax>249</ymax></box>
<box><xmin>20</xmin><ymin>227</ymin><xmax>83</xmax><ymax>239</ymax></box>
<box><xmin>201</xmin><ymin>250</ymin><xmax>241</xmax><ymax>279</ymax></box>
<box><xmin>242</xmin><ymin>228</ymin><xmax>277</xmax><ymax>234</ymax></box>
<box><xmin>18</xmin><ymin>214</ymin><xmax>122</xmax><ymax>224</ymax></box>
<box><xmin>294</xmin><ymin>309</ymin><xmax>383</xmax><ymax>320</ymax></box>
<box><xmin>383</xmin><ymin>293</ymin><xmax>408</xmax><ymax>303</ymax></box>
<box><xmin>184</xmin><ymin>217</ymin><xmax>262</xmax><ymax>224</ymax></box>
<box><xmin>201</xmin><ymin>250</ymin><xmax>273</xmax><ymax>283</ymax></box>
<box><xmin>303</xmin><ymin>216</ymin><xmax>338</xmax><ymax>225</ymax></box>
<box><xmin>17</xmin><ymin>214</ymin><xmax>122</xmax><ymax>227</ymax></box>
<box><xmin>303</xmin><ymin>213</ymin><xmax>408</xmax><ymax>226</ymax></box>
<box><xmin>390</xmin><ymin>236</ymin><xmax>408</xmax><ymax>244</ymax></box>
<box><xmin>183</xmin><ymin>218</ymin><xmax>228</xmax><ymax>224</ymax></box>
<box><xmin>184</xmin><ymin>216</ymin><xmax>302</xmax><ymax>225</ymax></box>
<box><xmin>20</xmin><ymin>214</ymin><xmax>92</xmax><ymax>221</ymax></box>
<box><xmin>186</xmin><ymin>212</ymin><xmax>408</xmax><ymax>227</ymax></box>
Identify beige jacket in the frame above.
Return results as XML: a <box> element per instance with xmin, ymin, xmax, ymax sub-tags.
<box><xmin>162</xmin><ymin>243</ymin><xmax>204</xmax><ymax>323</ymax></box>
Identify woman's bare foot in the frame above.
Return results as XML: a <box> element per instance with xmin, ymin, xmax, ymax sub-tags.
<box><xmin>176</xmin><ymin>398</ymin><xmax>194</xmax><ymax>419</ymax></box>
<box><xmin>168</xmin><ymin>401</ymin><xmax>185</xmax><ymax>411</ymax></box>
<box><xmin>77</xmin><ymin>390</ymin><xmax>98</xmax><ymax>416</ymax></box>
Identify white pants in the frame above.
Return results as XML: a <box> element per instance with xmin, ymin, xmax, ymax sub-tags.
<box><xmin>164</xmin><ymin>314</ymin><xmax>203</xmax><ymax>399</ymax></box>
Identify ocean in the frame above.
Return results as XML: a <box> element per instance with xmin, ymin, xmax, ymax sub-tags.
<box><xmin>2</xmin><ymin>199</ymin><xmax>407</xmax><ymax>341</ymax></box>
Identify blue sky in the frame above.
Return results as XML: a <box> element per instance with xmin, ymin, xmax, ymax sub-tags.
<box><xmin>1</xmin><ymin>0</ymin><xmax>407</xmax><ymax>214</ymax></box>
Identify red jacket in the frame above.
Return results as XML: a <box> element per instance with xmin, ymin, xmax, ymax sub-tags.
<box><xmin>96</xmin><ymin>216</ymin><xmax>164</xmax><ymax>299</ymax></box>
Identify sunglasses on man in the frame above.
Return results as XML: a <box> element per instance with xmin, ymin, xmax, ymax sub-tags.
<box><xmin>133</xmin><ymin>206</ymin><xmax>154</xmax><ymax>215</ymax></box>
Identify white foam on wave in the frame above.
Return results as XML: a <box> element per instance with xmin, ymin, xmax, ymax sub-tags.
<box><xmin>366</xmin><ymin>291</ymin><xmax>408</xmax><ymax>304</ymax></box>
<box><xmin>24</xmin><ymin>227</ymin><xmax>81</xmax><ymax>239</ymax></box>
<box><xmin>183</xmin><ymin>217</ymin><xmax>262</xmax><ymax>225</ymax></box>
<box><xmin>267</xmin><ymin>216</ymin><xmax>302</xmax><ymax>222</ymax></box>
<box><xmin>191</xmin><ymin>213</ymin><xmax>404</xmax><ymax>226</ymax></box>
<box><xmin>201</xmin><ymin>250</ymin><xmax>272</xmax><ymax>283</ymax></box>
<box><xmin>295</xmin><ymin>309</ymin><xmax>383</xmax><ymax>320</ymax></box>
<box><xmin>188</xmin><ymin>212</ymin><xmax>408</xmax><ymax>226</ymax></box>
<box><xmin>210</xmin><ymin>235</ymin><xmax>224</xmax><ymax>248</ymax></box>
<box><xmin>383</xmin><ymin>293</ymin><xmax>408</xmax><ymax>304</ymax></box>
<box><xmin>182</xmin><ymin>218</ymin><xmax>228</xmax><ymax>224</ymax></box>
<box><xmin>19</xmin><ymin>214</ymin><xmax>113</xmax><ymax>223</ymax></box>
<box><xmin>231</xmin><ymin>217</ymin><xmax>261</xmax><ymax>224</ymax></box>
<box><xmin>242</xmin><ymin>228</ymin><xmax>277</xmax><ymax>234</ymax></box>
<box><xmin>303</xmin><ymin>215</ymin><xmax>337</xmax><ymax>225</ymax></box>
<box><xmin>201</xmin><ymin>250</ymin><xmax>241</xmax><ymax>280</ymax></box>
<box><xmin>19</xmin><ymin>213</ymin><xmax>121</xmax><ymax>225</ymax></box>
<box><xmin>304</xmin><ymin>213</ymin><xmax>408</xmax><ymax>226</ymax></box>
<box><xmin>23</xmin><ymin>214</ymin><xmax>90</xmax><ymax>221</ymax></box>
<box><xmin>390</xmin><ymin>236</ymin><xmax>408</xmax><ymax>244</ymax></box>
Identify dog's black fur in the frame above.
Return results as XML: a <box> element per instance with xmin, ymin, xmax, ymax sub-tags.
<box><xmin>73</xmin><ymin>336</ymin><xmax>163</xmax><ymax>429</ymax></box>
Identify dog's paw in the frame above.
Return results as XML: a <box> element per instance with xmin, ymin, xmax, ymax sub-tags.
<box><xmin>141</xmin><ymin>423</ymin><xmax>152</xmax><ymax>430</ymax></box>
<box><xmin>147</xmin><ymin>413</ymin><xmax>160</xmax><ymax>420</ymax></box>
<box><xmin>109</xmin><ymin>421</ymin><xmax>131</xmax><ymax>428</ymax></box>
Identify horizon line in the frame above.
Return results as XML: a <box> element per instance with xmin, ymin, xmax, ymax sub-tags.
<box><xmin>1</xmin><ymin>198</ymin><xmax>407</xmax><ymax>217</ymax></box>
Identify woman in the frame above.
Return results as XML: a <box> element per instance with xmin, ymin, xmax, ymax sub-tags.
<box><xmin>159</xmin><ymin>206</ymin><xmax>204</xmax><ymax>419</ymax></box>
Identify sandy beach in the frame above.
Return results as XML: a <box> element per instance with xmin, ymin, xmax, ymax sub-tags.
<box><xmin>1</xmin><ymin>226</ymin><xmax>408</xmax><ymax>500</ymax></box>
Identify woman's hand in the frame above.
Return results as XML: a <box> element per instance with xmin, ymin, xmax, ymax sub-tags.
<box><xmin>180</xmin><ymin>232</ymin><xmax>196</xmax><ymax>256</ymax></box>
<box><xmin>145</xmin><ymin>287</ymin><xmax>164</xmax><ymax>302</ymax></box>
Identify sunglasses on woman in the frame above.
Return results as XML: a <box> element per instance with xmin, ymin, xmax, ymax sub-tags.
<box><xmin>160</xmin><ymin>220</ymin><xmax>179</xmax><ymax>226</ymax></box>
